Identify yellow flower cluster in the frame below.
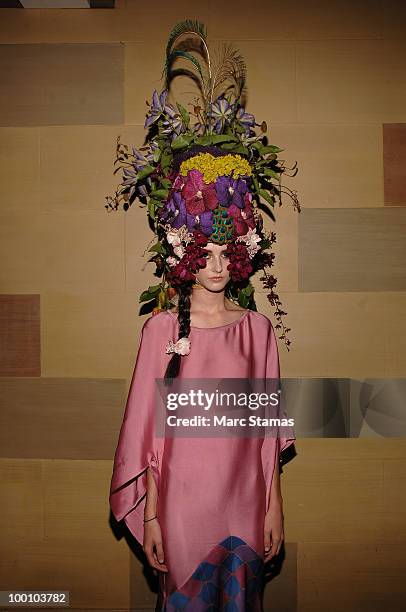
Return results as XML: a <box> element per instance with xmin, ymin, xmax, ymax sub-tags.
<box><xmin>179</xmin><ymin>153</ymin><xmax>252</xmax><ymax>183</ymax></box>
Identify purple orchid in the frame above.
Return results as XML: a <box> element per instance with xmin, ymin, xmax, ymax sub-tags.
<box><xmin>162</xmin><ymin>108</ymin><xmax>188</xmax><ymax>140</ymax></box>
<box><xmin>208</xmin><ymin>96</ymin><xmax>234</xmax><ymax>133</ymax></box>
<box><xmin>144</xmin><ymin>89</ymin><xmax>176</xmax><ymax>129</ymax></box>
<box><xmin>236</xmin><ymin>107</ymin><xmax>256</xmax><ymax>135</ymax></box>
<box><xmin>160</xmin><ymin>191</ymin><xmax>214</xmax><ymax>235</ymax></box>
<box><xmin>198</xmin><ymin>209</ymin><xmax>214</xmax><ymax>236</ymax></box>
<box><xmin>215</xmin><ymin>176</ymin><xmax>249</xmax><ymax>209</ymax></box>
<box><xmin>164</xmin><ymin>192</ymin><xmax>198</xmax><ymax>233</ymax></box>
<box><xmin>130</xmin><ymin>145</ymin><xmax>154</xmax><ymax>171</ymax></box>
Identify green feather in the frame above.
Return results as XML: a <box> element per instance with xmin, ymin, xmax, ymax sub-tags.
<box><xmin>166</xmin><ymin>50</ymin><xmax>205</xmax><ymax>83</ymax></box>
<box><xmin>165</xmin><ymin>19</ymin><xmax>207</xmax><ymax>60</ymax></box>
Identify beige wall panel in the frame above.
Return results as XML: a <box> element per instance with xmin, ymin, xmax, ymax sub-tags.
<box><xmin>0</xmin><ymin>128</ymin><xmax>41</xmax><ymax>212</ymax></box>
<box><xmin>0</xmin><ymin>295</ymin><xmax>40</xmax><ymax>377</ymax></box>
<box><xmin>383</xmin><ymin>123</ymin><xmax>406</xmax><ymax>206</ymax></box>
<box><xmin>43</xmin><ymin>459</ymin><xmax>116</xmax><ymax>541</ymax></box>
<box><xmin>299</xmin><ymin>208</ymin><xmax>406</xmax><ymax>292</ymax></box>
<box><xmin>298</xmin><ymin>542</ymin><xmax>406</xmax><ymax>612</ymax></box>
<box><xmin>268</xmin><ymin>124</ymin><xmax>383</xmax><ymax>208</ymax></box>
<box><xmin>29</xmin><ymin>1</ymin><xmax>126</xmax><ymax>44</ymax></box>
<box><xmin>383</xmin><ymin>459</ymin><xmax>406</xmax><ymax>543</ymax></box>
<box><xmin>0</xmin><ymin>535</ymin><xmax>129</xmax><ymax>609</ymax></box>
<box><xmin>0</xmin><ymin>43</ymin><xmax>124</xmax><ymax>127</ymax></box>
<box><xmin>296</xmin><ymin>39</ymin><xmax>406</xmax><ymax>124</ymax></box>
<box><xmin>41</xmin><ymin>291</ymin><xmax>149</xmax><ymax>378</ymax></box>
<box><xmin>0</xmin><ymin>212</ymin><xmax>44</xmax><ymax>293</ymax></box>
<box><xmin>208</xmin><ymin>0</ymin><xmax>383</xmax><ymax>40</ymax></box>
<box><xmin>0</xmin><ymin>458</ymin><xmax>129</xmax><ymax>609</ymax></box>
<box><xmin>0</xmin><ymin>459</ymin><xmax>44</xmax><ymax>544</ymax></box>
<box><xmin>0</xmin><ymin>8</ymin><xmax>42</xmax><ymax>44</ymax></box>
<box><xmin>118</xmin><ymin>0</ymin><xmax>209</xmax><ymax>43</ymax></box>
<box><xmin>124</xmin><ymin>39</ymin><xmax>296</xmax><ymax>125</ymax></box>
<box><xmin>39</xmin><ymin>125</ymin><xmax>145</xmax><ymax>213</ymax></box>
<box><xmin>286</xmin><ymin>457</ymin><xmax>383</xmax><ymax>543</ymax></box>
<box><xmin>0</xmin><ymin>1</ymin><xmax>386</xmax><ymax>44</ymax></box>
<box><xmin>0</xmin><ymin>377</ymin><xmax>126</xmax><ymax>460</ymax></box>
<box><xmin>253</xmin><ymin>291</ymin><xmax>386</xmax><ymax>377</ymax></box>
<box><xmin>217</xmin><ymin>40</ymin><xmax>296</xmax><ymax>124</ymax></box>
<box><xmin>296</xmin><ymin>438</ymin><xmax>406</xmax><ymax>462</ymax></box>
<box><xmin>0</xmin><ymin>211</ymin><xmax>124</xmax><ymax>293</ymax></box>
<box><xmin>384</xmin><ymin>292</ymin><xmax>406</xmax><ymax>375</ymax></box>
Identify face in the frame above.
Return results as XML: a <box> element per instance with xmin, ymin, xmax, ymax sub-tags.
<box><xmin>195</xmin><ymin>242</ymin><xmax>230</xmax><ymax>291</ymax></box>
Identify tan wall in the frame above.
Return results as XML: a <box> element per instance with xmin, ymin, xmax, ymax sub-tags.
<box><xmin>1</xmin><ymin>0</ymin><xmax>405</xmax><ymax>610</ymax></box>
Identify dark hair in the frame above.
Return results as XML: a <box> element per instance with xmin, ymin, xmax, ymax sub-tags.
<box><xmin>163</xmin><ymin>282</ymin><xmax>194</xmax><ymax>385</ymax></box>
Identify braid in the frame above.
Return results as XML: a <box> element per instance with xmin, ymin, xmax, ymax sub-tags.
<box><xmin>164</xmin><ymin>282</ymin><xmax>193</xmax><ymax>385</ymax></box>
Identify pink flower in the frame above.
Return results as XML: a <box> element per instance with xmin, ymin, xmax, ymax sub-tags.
<box><xmin>181</xmin><ymin>170</ymin><xmax>218</xmax><ymax>216</ymax></box>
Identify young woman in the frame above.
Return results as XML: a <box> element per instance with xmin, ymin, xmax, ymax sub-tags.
<box><xmin>109</xmin><ymin>230</ymin><xmax>296</xmax><ymax>610</ymax></box>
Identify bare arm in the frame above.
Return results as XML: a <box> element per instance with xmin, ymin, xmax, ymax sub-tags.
<box><xmin>269</xmin><ymin>458</ymin><xmax>283</xmax><ymax>507</ymax></box>
<box><xmin>144</xmin><ymin>466</ymin><xmax>158</xmax><ymax>519</ymax></box>
<box><xmin>263</xmin><ymin>459</ymin><xmax>285</xmax><ymax>561</ymax></box>
<box><xmin>143</xmin><ymin>467</ymin><xmax>168</xmax><ymax>573</ymax></box>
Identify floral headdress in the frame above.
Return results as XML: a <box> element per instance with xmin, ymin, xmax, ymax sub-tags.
<box><xmin>105</xmin><ymin>20</ymin><xmax>301</xmax><ymax>379</ymax></box>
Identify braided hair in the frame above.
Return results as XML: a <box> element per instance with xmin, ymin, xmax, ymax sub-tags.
<box><xmin>163</xmin><ymin>281</ymin><xmax>194</xmax><ymax>384</ymax></box>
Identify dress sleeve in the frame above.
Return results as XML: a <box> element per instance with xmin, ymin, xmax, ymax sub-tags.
<box><xmin>109</xmin><ymin>316</ymin><xmax>166</xmax><ymax>546</ymax></box>
<box><xmin>261</xmin><ymin>320</ymin><xmax>296</xmax><ymax>514</ymax></box>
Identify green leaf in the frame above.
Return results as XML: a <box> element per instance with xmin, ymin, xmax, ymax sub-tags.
<box><xmin>262</xmin><ymin>145</ymin><xmax>284</xmax><ymax>154</ymax></box>
<box><xmin>150</xmin><ymin>188</ymin><xmax>169</xmax><ymax>200</ymax></box>
<box><xmin>139</xmin><ymin>284</ymin><xmax>162</xmax><ymax>303</ymax></box>
<box><xmin>148</xmin><ymin>242</ymin><xmax>166</xmax><ymax>255</ymax></box>
<box><xmin>137</xmin><ymin>164</ymin><xmax>155</xmax><ymax>180</ymax></box>
<box><xmin>251</xmin><ymin>175</ymin><xmax>260</xmax><ymax>190</ymax></box>
<box><xmin>262</xmin><ymin>168</ymin><xmax>281</xmax><ymax>180</ymax></box>
<box><xmin>176</xmin><ymin>102</ymin><xmax>190</xmax><ymax>126</ymax></box>
<box><xmin>147</xmin><ymin>199</ymin><xmax>156</xmax><ymax>220</ymax></box>
<box><xmin>152</xmin><ymin>148</ymin><xmax>161</xmax><ymax>163</ymax></box>
<box><xmin>160</xmin><ymin>151</ymin><xmax>173</xmax><ymax>170</ymax></box>
<box><xmin>210</xmin><ymin>134</ymin><xmax>238</xmax><ymax>144</ymax></box>
<box><xmin>259</xmin><ymin>189</ymin><xmax>275</xmax><ymax>207</ymax></box>
<box><xmin>171</xmin><ymin>133</ymin><xmax>194</xmax><ymax>150</ymax></box>
<box><xmin>160</xmin><ymin>178</ymin><xmax>173</xmax><ymax>189</ymax></box>
<box><xmin>195</xmin><ymin>135</ymin><xmax>213</xmax><ymax>146</ymax></box>
<box><xmin>219</xmin><ymin>142</ymin><xmax>249</xmax><ymax>155</ymax></box>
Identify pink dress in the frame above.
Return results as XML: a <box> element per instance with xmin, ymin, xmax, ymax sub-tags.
<box><xmin>109</xmin><ymin>309</ymin><xmax>296</xmax><ymax>611</ymax></box>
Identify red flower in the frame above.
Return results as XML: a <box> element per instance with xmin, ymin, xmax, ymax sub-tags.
<box><xmin>224</xmin><ymin>243</ymin><xmax>253</xmax><ymax>281</ymax></box>
<box><xmin>167</xmin><ymin>232</ymin><xmax>209</xmax><ymax>286</ymax></box>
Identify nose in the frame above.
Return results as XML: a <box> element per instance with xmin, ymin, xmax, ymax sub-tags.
<box><xmin>211</xmin><ymin>255</ymin><xmax>224</xmax><ymax>273</ymax></box>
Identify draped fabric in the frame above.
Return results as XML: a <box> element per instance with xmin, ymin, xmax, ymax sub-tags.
<box><xmin>110</xmin><ymin>309</ymin><xmax>295</xmax><ymax>611</ymax></box>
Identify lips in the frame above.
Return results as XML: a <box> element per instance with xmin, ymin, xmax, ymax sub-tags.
<box><xmin>210</xmin><ymin>277</ymin><xmax>224</xmax><ymax>280</ymax></box>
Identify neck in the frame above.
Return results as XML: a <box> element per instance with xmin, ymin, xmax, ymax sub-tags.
<box><xmin>190</xmin><ymin>286</ymin><xmax>229</xmax><ymax>314</ymax></box>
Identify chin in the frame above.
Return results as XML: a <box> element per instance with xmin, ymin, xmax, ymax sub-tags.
<box><xmin>205</xmin><ymin>279</ymin><xmax>229</xmax><ymax>290</ymax></box>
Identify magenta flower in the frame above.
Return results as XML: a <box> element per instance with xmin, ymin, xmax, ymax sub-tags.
<box><xmin>227</xmin><ymin>194</ymin><xmax>256</xmax><ymax>236</ymax></box>
<box><xmin>181</xmin><ymin>169</ymin><xmax>218</xmax><ymax>216</ymax></box>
